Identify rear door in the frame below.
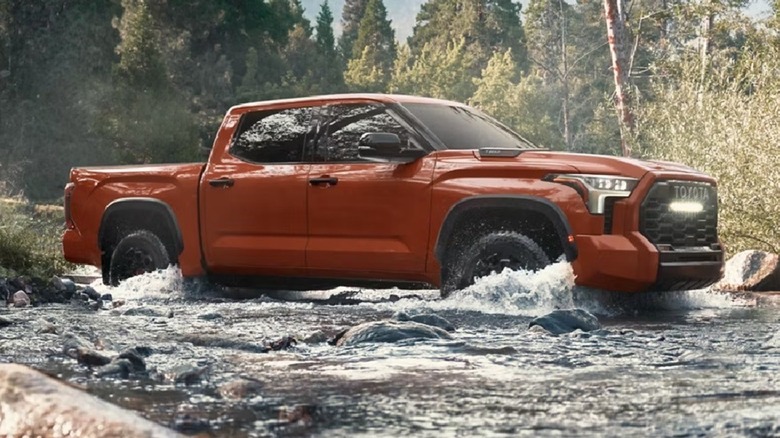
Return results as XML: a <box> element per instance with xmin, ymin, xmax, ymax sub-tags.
<box><xmin>200</xmin><ymin>105</ymin><xmax>313</xmax><ymax>275</ymax></box>
<box><xmin>305</xmin><ymin>102</ymin><xmax>435</xmax><ymax>277</ymax></box>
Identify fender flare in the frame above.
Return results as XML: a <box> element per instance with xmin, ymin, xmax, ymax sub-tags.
<box><xmin>434</xmin><ymin>195</ymin><xmax>578</xmax><ymax>262</ymax></box>
<box><xmin>98</xmin><ymin>198</ymin><xmax>184</xmax><ymax>255</ymax></box>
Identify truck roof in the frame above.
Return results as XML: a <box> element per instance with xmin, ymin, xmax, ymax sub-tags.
<box><xmin>228</xmin><ymin>93</ymin><xmax>468</xmax><ymax>114</ymax></box>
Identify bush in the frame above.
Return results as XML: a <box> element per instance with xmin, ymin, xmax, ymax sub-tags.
<box><xmin>637</xmin><ymin>43</ymin><xmax>780</xmax><ymax>255</ymax></box>
<box><xmin>0</xmin><ymin>199</ymin><xmax>73</xmax><ymax>278</ymax></box>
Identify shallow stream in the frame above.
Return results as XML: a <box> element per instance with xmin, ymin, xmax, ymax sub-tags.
<box><xmin>1</xmin><ymin>263</ymin><xmax>779</xmax><ymax>437</ymax></box>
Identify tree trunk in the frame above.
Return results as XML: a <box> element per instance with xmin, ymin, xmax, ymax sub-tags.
<box><xmin>603</xmin><ymin>0</ymin><xmax>634</xmax><ymax>157</ymax></box>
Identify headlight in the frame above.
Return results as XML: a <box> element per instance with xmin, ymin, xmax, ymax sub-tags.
<box><xmin>545</xmin><ymin>174</ymin><xmax>639</xmax><ymax>214</ymax></box>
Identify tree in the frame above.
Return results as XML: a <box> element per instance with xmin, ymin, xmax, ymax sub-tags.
<box><xmin>315</xmin><ymin>1</ymin><xmax>344</xmax><ymax>91</ymax></box>
<box><xmin>470</xmin><ymin>49</ymin><xmax>561</xmax><ymax>148</ymax></box>
<box><xmin>338</xmin><ymin>0</ymin><xmax>368</xmax><ymax>61</ymax></box>
<box><xmin>389</xmin><ymin>39</ymin><xmax>474</xmax><ymax>101</ymax></box>
<box><xmin>603</xmin><ymin>0</ymin><xmax>634</xmax><ymax>156</ymax></box>
<box><xmin>409</xmin><ymin>0</ymin><xmax>528</xmax><ymax>78</ymax></box>
<box><xmin>344</xmin><ymin>0</ymin><xmax>395</xmax><ymax>91</ymax></box>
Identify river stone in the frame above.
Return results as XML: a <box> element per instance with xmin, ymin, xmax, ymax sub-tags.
<box><xmin>61</xmin><ymin>278</ymin><xmax>77</xmax><ymax>293</ymax></box>
<box><xmin>715</xmin><ymin>250</ymin><xmax>780</xmax><ymax>292</ymax></box>
<box><xmin>0</xmin><ymin>316</ymin><xmax>13</xmax><ymax>328</ymax></box>
<box><xmin>218</xmin><ymin>378</ymin><xmax>264</xmax><ymax>400</ymax></box>
<box><xmin>336</xmin><ymin>320</ymin><xmax>453</xmax><ymax>347</ymax></box>
<box><xmin>393</xmin><ymin>311</ymin><xmax>456</xmax><ymax>332</ymax></box>
<box><xmin>12</xmin><ymin>291</ymin><xmax>30</xmax><ymax>308</ymax></box>
<box><xmin>166</xmin><ymin>364</ymin><xmax>209</xmax><ymax>385</ymax></box>
<box><xmin>0</xmin><ymin>364</ymin><xmax>182</xmax><ymax>437</ymax></box>
<box><xmin>529</xmin><ymin>308</ymin><xmax>601</xmax><ymax>335</ymax></box>
<box><xmin>82</xmin><ymin>286</ymin><xmax>101</xmax><ymax>301</ymax></box>
<box><xmin>50</xmin><ymin>276</ymin><xmax>65</xmax><ymax>292</ymax></box>
<box><xmin>117</xmin><ymin>348</ymin><xmax>147</xmax><ymax>372</ymax></box>
<box><xmin>75</xmin><ymin>347</ymin><xmax>112</xmax><ymax>367</ymax></box>
<box><xmin>96</xmin><ymin>358</ymin><xmax>133</xmax><ymax>379</ymax></box>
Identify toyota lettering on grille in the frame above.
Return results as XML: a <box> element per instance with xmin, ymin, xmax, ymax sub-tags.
<box><xmin>673</xmin><ymin>184</ymin><xmax>711</xmax><ymax>202</ymax></box>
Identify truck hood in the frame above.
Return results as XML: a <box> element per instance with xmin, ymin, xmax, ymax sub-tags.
<box><xmin>517</xmin><ymin>151</ymin><xmax>704</xmax><ymax>179</ymax></box>
<box><xmin>450</xmin><ymin>150</ymin><xmax>706</xmax><ymax>179</ymax></box>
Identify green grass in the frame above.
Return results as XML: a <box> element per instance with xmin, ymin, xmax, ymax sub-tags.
<box><xmin>0</xmin><ymin>198</ymin><xmax>75</xmax><ymax>279</ymax></box>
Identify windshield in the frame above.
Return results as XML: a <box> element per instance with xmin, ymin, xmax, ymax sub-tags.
<box><xmin>401</xmin><ymin>103</ymin><xmax>538</xmax><ymax>150</ymax></box>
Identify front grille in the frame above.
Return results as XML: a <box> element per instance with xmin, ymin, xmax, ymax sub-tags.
<box><xmin>639</xmin><ymin>181</ymin><xmax>718</xmax><ymax>248</ymax></box>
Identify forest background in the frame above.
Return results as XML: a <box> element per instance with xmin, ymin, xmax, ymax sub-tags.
<box><xmin>1</xmin><ymin>0</ymin><xmax>779</xmax><ymax>260</ymax></box>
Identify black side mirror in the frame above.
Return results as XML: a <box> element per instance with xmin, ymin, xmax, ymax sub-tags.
<box><xmin>358</xmin><ymin>132</ymin><xmax>426</xmax><ymax>163</ymax></box>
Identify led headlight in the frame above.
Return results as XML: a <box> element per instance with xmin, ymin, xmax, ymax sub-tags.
<box><xmin>545</xmin><ymin>174</ymin><xmax>639</xmax><ymax>214</ymax></box>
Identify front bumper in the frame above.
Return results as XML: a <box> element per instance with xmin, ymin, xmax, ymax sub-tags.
<box><xmin>571</xmin><ymin>232</ymin><xmax>724</xmax><ymax>292</ymax></box>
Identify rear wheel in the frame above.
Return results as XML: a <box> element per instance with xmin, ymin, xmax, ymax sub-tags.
<box><xmin>441</xmin><ymin>231</ymin><xmax>551</xmax><ymax>298</ymax></box>
<box><xmin>109</xmin><ymin>230</ymin><xmax>172</xmax><ymax>286</ymax></box>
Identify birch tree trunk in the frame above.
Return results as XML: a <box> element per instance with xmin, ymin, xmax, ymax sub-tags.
<box><xmin>603</xmin><ymin>0</ymin><xmax>634</xmax><ymax>157</ymax></box>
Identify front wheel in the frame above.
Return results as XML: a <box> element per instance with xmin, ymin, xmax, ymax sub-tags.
<box><xmin>109</xmin><ymin>230</ymin><xmax>172</xmax><ymax>286</ymax></box>
<box><xmin>441</xmin><ymin>231</ymin><xmax>551</xmax><ymax>298</ymax></box>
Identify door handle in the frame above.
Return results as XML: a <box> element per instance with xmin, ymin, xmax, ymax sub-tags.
<box><xmin>309</xmin><ymin>176</ymin><xmax>339</xmax><ymax>186</ymax></box>
<box><xmin>208</xmin><ymin>177</ymin><xmax>234</xmax><ymax>188</ymax></box>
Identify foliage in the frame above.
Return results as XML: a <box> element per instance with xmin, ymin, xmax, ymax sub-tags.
<box><xmin>389</xmin><ymin>39</ymin><xmax>475</xmax><ymax>101</ymax></box>
<box><xmin>343</xmin><ymin>0</ymin><xmax>395</xmax><ymax>91</ymax></box>
<box><xmin>0</xmin><ymin>199</ymin><xmax>74</xmax><ymax>278</ymax></box>
<box><xmin>637</xmin><ymin>40</ymin><xmax>780</xmax><ymax>254</ymax></box>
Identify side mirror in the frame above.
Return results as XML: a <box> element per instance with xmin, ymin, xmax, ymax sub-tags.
<box><xmin>358</xmin><ymin>132</ymin><xmax>426</xmax><ymax>163</ymax></box>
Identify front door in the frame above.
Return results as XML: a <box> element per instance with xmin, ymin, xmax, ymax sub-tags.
<box><xmin>305</xmin><ymin>103</ymin><xmax>435</xmax><ymax>277</ymax></box>
<box><xmin>201</xmin><ymin>105</ymin><xmax>313</xmax><ymax>276</ymax></box>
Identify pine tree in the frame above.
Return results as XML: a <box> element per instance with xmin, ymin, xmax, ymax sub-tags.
<box><xmin>338</xmin><ymin>0</ymin><xmax>369</xmax><ymax>61</ymax></box>
<box><xmin>390</xmin><ymin>39</ymin><xmax>474</xmax><ymax>101</ymax></box>
<box><xmin>344</xmin><ymin>0</ymin><xmax>395</xmax><ymax>91</ymax></box>
<box><xmin>116</xmin><ymin>0</ymin><xmax>167</xmax><ymax>89</ymax></box>
<box><xmin>409</xmin><ymin>0</ymin><xmax>528</xmax><ymax>78</ymax></box>
<box><xmin>315</xmin><ymin>1</ymin><xmax>344</xmax><ymax>92</ymax></box>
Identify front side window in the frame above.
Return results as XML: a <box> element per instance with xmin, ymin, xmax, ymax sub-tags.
<box><xmin>230</xmin><ymin>106</ymin><xmax>312</xmax><ymax>163</ymax></box>
<box><xmin>310</xmin><ymin>104</ymin><xmax>415</xmax><ymax>162</ymax></box>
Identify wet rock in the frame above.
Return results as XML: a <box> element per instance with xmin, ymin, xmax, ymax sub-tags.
<box><xmin>122</xmin><ymin>306</ymin><xmax>165</xmax><ymax>317</ymax></box>
<box><xmin>12</xmin><ymin>290</ymin><xmax>30</xmax><ymax>308</ymax></box>
<box><xmin>172</xmin><ymin>414</ymin><xmax>211</xmax><ymax>434</ymax></box>
<box><xmin>117</xmin><ymin>347</ymin><xmax>148</xmax><ymax>372</ymax></box>
<box><xmin>393</xmin><ymin>311</ymin><xmax>456</xmax><ymax>332</ymax></box>
<box><xmin>82</xmin><ymin>286</ymin><xmax>101</xmax><ymax>301</ymax></box>
<box><xmin>0</xmin><ymin>364</ymin><xmax>182</xmax><ymax>437</ymax></box>
<box><xmin>218</xmin><ymin>378</ymin><xmax>264</xmax><ymax>400</ymax></box>
<box><xmin>197</xmin><ymin>312</ymin><xmax>223</xmax><ymax>321</ymax></box>
<box><xmin>50</xmin><ymin>275</ymin><xmax>66</xmax><ymax>291</ymax></box>
<box><xmin>0</xmin><ymin>316</ymin><xmax>13</xmax><ymax>328</ymax></box>
<box><xmin>9</xmin><ymin>277</ymin><xmax>32</xmax><ymax>295</ymax></box>
<box><xmin>73</xmin><ymin>291</ymin><xmax>90</xmax><ymax>302</ymax></box>
<box><xmin>62</xmin><ymin>333</ymin><xmax>95</xmax><ymax>358</ymax></box>
<box><xmin>113</xmin><ymin>298</ymin><xmax>126</xmax><ymax>308</ymax></box>
<box><xmin>529</xmin><ymin>308</ymin><xmax>601</xmax><ymax>335</ymax></box>
<box><xmin>35</xmin><ymin>321</ymin><xmax>57</xmax><ymax>334</ymax></box>
<box><xmin>263</xmin><ymin>336</ymin><xmax>297</xmax><ymax>352</ymax></box>
<box><xmin>716</xmin><ymin>250</ymin><xmax>780</xmax><ymax>292</ymax></box>
<box><xmin>75</xmin><ymin>347</ymin><xmax>112</xmax><ymax>367</ymax></box>
<box><xmin>101</xmin><ymin>293</ymin><xmax>113</xmax><ymax>301</ymax></box>
<box><xmin>96</xmin><ymin>358</ymin><xmax>133</xmax><ymax>379</ymax></box>
<box><xmin>60</xmin><ymin>278</ymin><xmax>77</xmax><ymax>293</ymax></box>
<box><xmin>166</xmin><ymin>364</ymin><xmax>209</xmax><ymax>385</ymax></box>
<box><xmin>335</xmin><ymin>320</ymin><xmax>453</xmax><ymax>347</ymax></box>
<box><xmin>88</xmin><ymin>300</ymin><xmax>103</xmax><ymax>311</ymax></box>
<box><xmin>301</xmin><ymin>330</ymin><xmax>330</xmax><ymax>344</ymax></box>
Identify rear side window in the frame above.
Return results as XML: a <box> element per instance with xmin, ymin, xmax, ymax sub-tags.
<box><xmin>230</xmin><ymin>107</ymin><xmax>312</xmax><ymax>163</ymax></box>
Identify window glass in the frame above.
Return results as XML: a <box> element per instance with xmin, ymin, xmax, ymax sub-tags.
<box><xmin>401</xmin><ymin>103</ymin><xmax>537</xmax><ymax>150</ymax></box>
<box><xmin>230</xmin><ymin>107</ymin><xmax>312</xmax><ymax>163</ymax></box>
<box><xmin>312</xmin><ymin>104</ymin><xmax>413</xmax><ymax>162</ymax></box>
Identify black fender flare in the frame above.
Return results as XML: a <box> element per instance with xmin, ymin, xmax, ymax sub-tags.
<box><xmin>434</xmin><ymin>195</ymin><xmax>578</xmax><ymax>263</ymax></box>
<box><xmin>98</xmin><ymin>198</ymin><xmax>184</xmax><ymax>255</ymax></box>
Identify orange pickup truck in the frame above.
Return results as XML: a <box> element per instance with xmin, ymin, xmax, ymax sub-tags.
<box><xmin>63</xmin><ymin>94</ymin><xmax>724</xmax><ymax>296</ymax></box>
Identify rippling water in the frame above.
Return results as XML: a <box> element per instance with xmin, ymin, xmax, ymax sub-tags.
<box><xmin>1</xmin><ymin>263</ymin><xmax>779</xmax><ymax>437</ymax></box>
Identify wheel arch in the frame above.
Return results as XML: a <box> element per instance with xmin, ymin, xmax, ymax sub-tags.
<box><xmin>98</xmin><ymin>198</ymin><xmax>184</xmax><ymax>278</ymax></box>
<box><xmin>434</xmin><ymin>195</ymin><xmax>578</xmax><ymax>264</ymax></box>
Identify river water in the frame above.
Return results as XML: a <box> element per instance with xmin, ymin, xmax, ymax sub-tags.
<box><xmin>1</xmin><ymin>263</ymin><xmax>779</xmax><ymax>437</ymax></box>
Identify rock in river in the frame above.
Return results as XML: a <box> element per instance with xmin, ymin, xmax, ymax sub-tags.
<box><xmin>0</xmin><ymin>364</ymin><xmax>182</xmax><ymax>437</ymax></box>
<box><xmin>12</xmin><ymin>291</ymin><xmax>30</xmax><ymax>308</ymax></box>
<box><xmin>529</xmin><ymin>308</ymin><xmax>601</xmax><ymax>335</ymax></box>
<box><xmin>392</xmin><ymin>311</ymin><xmax>456</xmax><ymax>332</ymax></box>
<box><xmin>335</xmin><ymin>320</ymin><xmax>453</xmax><ymax>347</ymax></box>
<box><xmin>715</xmin><ymin>250</ymin><xmax>780</xmax><ymax>292</ymax></box>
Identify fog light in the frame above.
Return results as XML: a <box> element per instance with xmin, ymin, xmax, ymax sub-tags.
<box><xmin>669</xmin><ymin>201</ymin><xmax>703</xmax><ymax>213</ymax></box>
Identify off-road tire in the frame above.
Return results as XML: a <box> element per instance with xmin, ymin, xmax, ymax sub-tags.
<box><xmin>440</xmin><ymin>231</ymin><xmax>551</xmax><ymax>298</ymax></box>
<box><xmin>109</xmin><ymin>230</ymin><xmax>172</xmax><ymax>286</ymax></box>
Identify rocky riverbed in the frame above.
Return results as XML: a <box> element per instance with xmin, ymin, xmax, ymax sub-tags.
<box><xmin>1</xmin><ymin>262</ymin><xmax>779</xmax><ymax>437</ymax></box>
